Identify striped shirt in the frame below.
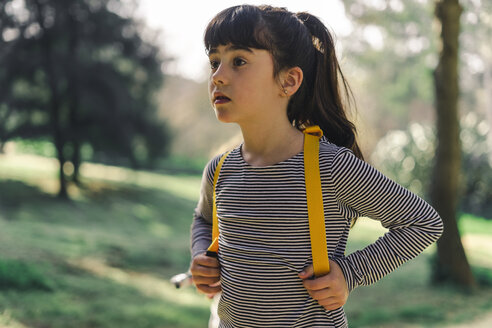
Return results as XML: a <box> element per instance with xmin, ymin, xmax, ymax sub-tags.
<box><xmin>191</xmin><ymin>137</ymin><xmax>443</xmax><ymax>328</ymax></box>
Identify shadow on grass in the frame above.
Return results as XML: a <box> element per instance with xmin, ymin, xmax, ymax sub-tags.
<box><xmin>0</xmin><ymin>259</ymin><xmax>210</xmax><ymax>328</ymax></box>
<box><xmin>0</xmin><ymin>177</ymin><xmax>198</xmax><ymax>278</ymax></box>
<box><xmin>0</xmin><ymin>177</ymin><xmax>197</xmax><ymax>230</ymax></box>
<box><xmin>0</xmin><ymin>180</ymin><xmax>60</xmax><ymax>212</ymax></box>
<box><xmin>0</xmin><ymin>259</ymin><xmax>54</xmax><ymax>292</ymax></box>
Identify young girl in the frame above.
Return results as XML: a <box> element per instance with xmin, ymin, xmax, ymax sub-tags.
<box><xmin>190</xmin><ymin>4</ymin><xmax>443</xmax><ymax>328</ymax></box>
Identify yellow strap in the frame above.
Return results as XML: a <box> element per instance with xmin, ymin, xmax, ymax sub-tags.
<box><xmin>207</xmin><ymin>126</ymin><xmax>330</xmax><ymax>276</ymax></box>
<box><xmin>207</xmin><ymin>236</ymin><xmax>219</xmax><ymax>254</ymax></box>
<box><xmin>303</xmin><ymin>126</ymin><xmax>330</xmax><ymax>276</ymax></box>
<box><xmin>207</xmin><ymin>150</ymin><xmax>231</xmax><ymax>254</ymax></box>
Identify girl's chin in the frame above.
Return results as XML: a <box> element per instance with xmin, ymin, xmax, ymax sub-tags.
<box><xmin>216</xmin><ymin>116</ymin><xmax>236</xmax><ymax>124</ymax></box>
<box><xmin>214</xmin><ymin>110</ymin><xmax>234</xmax><ymax>123</ymax></box>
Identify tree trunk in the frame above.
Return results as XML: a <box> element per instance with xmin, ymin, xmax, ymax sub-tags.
<box><xmin>34</xmin><ymin>0</ymin><xmax>68</xmax><ymax>199</ymax></box>
<box><xmin>72</xmin><ymin>142</ymin><xmax>81</xmax><ymax>184</ymax></box>
<box><xmin>431</xmin><ymin>0</ymin><xmax>475</xmax><ymax>288</ymax></box>
<box><xmin>66</xmin><ymin>2</ymin><xmax>82</xmax><ymax>186</ymax></box>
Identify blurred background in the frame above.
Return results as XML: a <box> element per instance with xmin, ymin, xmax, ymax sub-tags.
<box><xmin>0</xmin><ymin>0</ymin><xmax>491</xmax><ymax>327</ymax></box>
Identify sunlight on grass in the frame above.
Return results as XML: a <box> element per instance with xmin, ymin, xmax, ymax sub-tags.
<box><xmin>445</xmin><ymin>312</ymin><xmax>492</xmax><ymax>328</ymax></box>
<box><xmin>0</xmin><ymin>153</ymin><xmax>58</xmax><ymax>175</ymax></box>
<box><xmin>69</xmin><ymin>257</ymin><xmax>209</xmax><ymax>308</ymax></box>
<box><xmin>80</xmin><ymin>162</ymin><xmax>201</xmax><ymax>201</ymax></box>
<box><xmin>0</xmin><ymin>154</ymin><xmax>59</xmax><ymax>195</ymax></box>
<box><xmin>459</xmin><ymin>214</ymin><xmax>492</xmax><ymax>236</ymax></box>
<box><xmin>462</xmin><ymin>235</ymin><xmax>492</xmax><ymax>269</ymax></box>
<box><xmin>0</xmin><ymin>153</ymin><xmax>201</xmax><ymax>202</ymax></box>
<box><xmin>0</xmin><ymin>311</ymin><xmax>29</xmax><ymax>328</ymax></box>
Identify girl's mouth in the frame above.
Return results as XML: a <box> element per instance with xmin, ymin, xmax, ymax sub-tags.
<box><xmin>214</xmin><ymin>96</ymin><xmax>231</xmax><ymax>104</ymax></box>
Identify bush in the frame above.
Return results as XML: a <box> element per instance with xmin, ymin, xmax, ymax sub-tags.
<box><xmin>371</xmin><ymin>112</ymin><xmax>492</xmax><ymax>218</ymax></box>
<box><xmin>10</xmin><ymin>138</ymin><xmax>57</xmax><ymax>157</ymax></box>
<box><xmin>0</xmin><ymin>259</ymin><xmax>54</xmax><ymax>291</ymax></box>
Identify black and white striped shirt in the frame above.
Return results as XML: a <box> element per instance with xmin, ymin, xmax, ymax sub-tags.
<box><xmin>191</xmin><ymin>137</ymin><xmax>443</xmax><ymax>328</ymax></box>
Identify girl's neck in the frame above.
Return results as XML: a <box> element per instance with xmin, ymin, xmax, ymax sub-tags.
<box><xmin>239</xmin><ymin>120</ymin><xmax>304</xmax><ymax>167</ymax></box>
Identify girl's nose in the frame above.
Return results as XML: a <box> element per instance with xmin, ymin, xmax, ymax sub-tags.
<box><xmin>212</xmin><ymin>63</ymin><xmax>228</xmax><ymax>85</ymax></box>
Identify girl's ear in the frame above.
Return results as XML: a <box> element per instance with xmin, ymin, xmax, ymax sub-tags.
<box><xmin>280</xmin><ymin>66</ymin><xmax>303</xmax><ymax>97</ymax></box>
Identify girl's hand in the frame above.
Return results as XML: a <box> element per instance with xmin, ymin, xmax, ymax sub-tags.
<box><xmin>190</xmin><ymin>253</ymin><xmax>221</xmax><ymax>297</ymax></box>
<box><xmin>298</xmin><ymin>260</ymin><xmax>349</xmax><ymax>311</ymax></box>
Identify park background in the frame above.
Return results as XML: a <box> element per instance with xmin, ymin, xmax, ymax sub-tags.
<box><xmin>0</xmin><ymin>0</ymin><xmax>491</xmax><ymax>327</ymax></box>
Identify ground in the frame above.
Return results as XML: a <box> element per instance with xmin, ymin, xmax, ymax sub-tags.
<box><xmin>0</xmin><ymin>152</ymin><xmax>491</xmax><ymax>328</ymax></box>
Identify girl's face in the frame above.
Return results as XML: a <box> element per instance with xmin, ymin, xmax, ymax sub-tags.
<box><xmin>207</xmin><ymin>43</ymin><xmax>285</xmax><ymax>125</ymax></box>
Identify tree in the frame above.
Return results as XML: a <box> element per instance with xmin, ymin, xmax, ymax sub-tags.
<box><xmin>431</xmin><ymin>0</ymin><xmax>476</xmax><ymax>288</ymax></box>
<box><xmin>0</xmin><ymin>0</ymin><xmax>170</xmax><ymax>198</ymax></box>
<box><xmin>340</xmin><ymin>0</ymin><xmax>481</xmax><ymax>288</ymax></box>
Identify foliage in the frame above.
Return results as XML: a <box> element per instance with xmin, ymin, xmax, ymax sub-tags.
<box><xmin>371</xmin><ymin>112</ymin><xmax>492</xmax><ymax>218</ymax></box>
<box><xmin>155</xmin><ymin>154</ymin><xmax>209</xmax><ymax>175</ymax></box>
<box><xmin>340</xmin><ymin>0</ymin><xmax>492</xmax><ymax>156</ymax></box>
<box><xmin>0</xmin><ymin>0</ymin><xmax>171</xmax><ymax>197</ymax></box>
<box><xmin>460</xmin><ymin>115</ymin><xmax>492</xmax><ymax>216</ymax></box>
<box><xmin>340</xmin><ymin>0</ymin><xmax>437</xmax><ymax>134</ymax></box>
<box><xmin>371</xmin><ymin>122</ymin><xmax>434</xmax><ymax>197</ymax></box>
<box><xmin>10</xmin><ymin>138</ymin><xmax>57</xmax><ymax>158</ymax></box>
<box><xmin>473</xmin><ymin>267</ymin><xmax>492</xmax><ymax>287</ymax></box>
<box><xmin>0</xmin><ymin>259</ymin><xmax>54</xmax><ymax>291</ymax></box>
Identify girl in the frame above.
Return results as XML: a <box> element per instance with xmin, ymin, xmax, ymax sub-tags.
<box><xmin>190</xmin><ymin>4</ymin><xmax>443</xmax><ymax>328</ymax></box>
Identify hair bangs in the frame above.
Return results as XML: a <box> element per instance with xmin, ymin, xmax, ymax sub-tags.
<box><xmin>204</xmin><ymin>5</ymin><xmax>271</xmax><ymax>55</ymax></box>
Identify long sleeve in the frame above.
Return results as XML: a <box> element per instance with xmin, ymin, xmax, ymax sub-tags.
<box><xmin>190</xmin><ymin>155</ymin><xmax>220</xmax><ymax>259</ymax></box>
<box><xmin>330</xmin><ymin>147</ymin><xmax>443</xmax><ymax>292</ymax></box>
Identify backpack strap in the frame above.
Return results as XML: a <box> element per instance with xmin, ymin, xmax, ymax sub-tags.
<box><xmin>206</xmin><ymin>150</ymin><xmax>231</xmax><ymax>258</ymax></box>
<box><xmin>206</xmin><ymin>126</ymin><xmax>330</xmax><ymax>277</ymax></box>
<box><xmin>303</xmin><ymin>126</ymin><xmax>330</xmax><ymax>276</ymax></box>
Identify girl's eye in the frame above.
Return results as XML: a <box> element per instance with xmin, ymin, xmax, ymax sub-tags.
<box><xmin>233</xmin><ymin>57</ymin><xmax>246</xmax><ymax>66</ymax></box>
<box><xmin>209</xmin><ymin>57</ymin><xmax>246</xmax><ymax>70</ymax></box>
<box><xmin>210</xmin><ymin>60</ymin><xmax>219</xmax><ymax>70</ymax></box>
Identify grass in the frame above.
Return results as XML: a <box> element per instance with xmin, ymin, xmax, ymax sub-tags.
<box><xmin>0</xmin><ymin>259</ymin><xmax>54</xmax><ymax>291</ymax></box>
<box><xmin>458</xmin><ymin>213</ymin><xmax>492</xmax><ymax>236</ymax></box>
<box><xmin>342</xmin><ymin>217</ymin><xmax>492</xmax><ymax>327</ymax></box>
<box><xmin>349</xmin><ymin>214</ymin><xmax>492</xmax><ymax>327</ymax></box>
<box><xmin>0</xmin><ymin>151</ymin><xmax>491</xmax><ymax>327</ymax></box>
<box><xmin>0</xmin><ymin>153</ymin><xmax>209</xmax><ymax>328</ymax></box>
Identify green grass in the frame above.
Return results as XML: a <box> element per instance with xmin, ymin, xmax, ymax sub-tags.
<box><xmin>459</xmin><ymin>213</ymin><xmax>492</xmax><ymax>236</ymax></box>
<box><xmin>0</xmin><ymin>152</ymin><xmax>491</xmax><ymax>327</ymax></box>
<box><xmin>343</xmin><ymin>217</ymin><xmax>492</xmax><ymax>327</ymax></box>
<box><xmin>0</xmin><ymin>259</ymin><xmax>54</xmax><ymax>291</ymax></box>
<box><xmin>0</xmin><ymin>153</ymin><xmax>210</xmax><ymax>327</ymax></box>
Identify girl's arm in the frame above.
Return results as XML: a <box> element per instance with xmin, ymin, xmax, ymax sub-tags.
<box><xmin>190</xmin><ymin>155</ymin><xmax>221</xmax><ymax>259</ymax></box>
<box><xmin>191</xmin><ymin>212</ymin><xmax>213</xmax><ymax>259</ymax></box>
<box><xmin>329</xmin><ymin>147</ymin><xmax>444</xmax><ymax>292</ymax></box>
<box><xmin>189</xmin><ymin>156</ymin><xmax>222</xmax><ymax>296</ymax></box>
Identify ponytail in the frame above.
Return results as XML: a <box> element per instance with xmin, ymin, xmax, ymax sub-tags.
<box><xmin>293</xmin><ymin>12</ymin><xmax>364</xmax><ymax>160</ymax></box>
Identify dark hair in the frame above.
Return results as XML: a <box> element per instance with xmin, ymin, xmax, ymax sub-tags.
<box><xmin>204</xmin><ymin>5</ymin><xmax>364</xmax><ymax>160</ymax></box>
